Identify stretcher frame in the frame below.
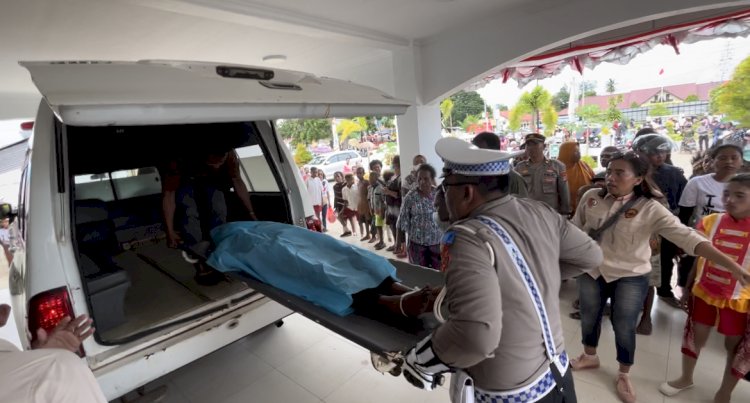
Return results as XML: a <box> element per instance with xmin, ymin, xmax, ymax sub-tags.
<box><xmin>229</xmin><ymin>259</ymin><xmax>444</xmax><ymax>355</ymax></box>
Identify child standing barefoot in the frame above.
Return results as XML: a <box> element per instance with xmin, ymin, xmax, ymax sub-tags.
<box><xmin>660</xmin><ymin>174</ymin><xmax>750</xmax><ymax>402</ymax></box>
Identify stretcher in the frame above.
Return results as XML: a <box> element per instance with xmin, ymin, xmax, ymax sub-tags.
<box><xmin>228</xmin><ymin>259</ymin><xmax>444</xmax><ymax>357</ymax></box>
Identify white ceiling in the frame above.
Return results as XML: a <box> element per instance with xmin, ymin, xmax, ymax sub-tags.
<box><xmin>1</xmin><ymin>0</ymin><xmax>749</xmax><ymax>119</ymax></box>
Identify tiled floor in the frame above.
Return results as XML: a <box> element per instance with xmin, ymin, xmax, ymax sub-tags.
<box><xmin>123</xmin><ymin>221</ymin><xmax>750</xmax><ymax>403</ymax></box>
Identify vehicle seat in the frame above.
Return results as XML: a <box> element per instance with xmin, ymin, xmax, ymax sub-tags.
<box><xmin>75</xmin><ymin>199</ymin><xmax>131</xmax><ymax>333</ymax></box>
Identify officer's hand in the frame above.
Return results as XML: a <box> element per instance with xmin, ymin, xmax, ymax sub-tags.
<box><xmin>402</xmin><ymin>334</ymin><xmax>451</xmax><ymax>391</ymax></box>
<box><xmin>33</xmin><ymin>314</ymin><xmax>94</xmax><ymax>353</ymax></box>
<box><xmin>167</xmin><ymin>231</ymin><xmax>183</xmax><ymax>248</ymax></box>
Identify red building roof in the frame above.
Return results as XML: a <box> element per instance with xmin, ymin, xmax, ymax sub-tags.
<box><xmin>558</xmin><ymin>81</ymin><xmax>723</xmax><ymax>116</ymax></box>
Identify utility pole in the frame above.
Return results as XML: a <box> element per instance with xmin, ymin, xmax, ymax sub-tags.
<box><xmin>719</xmin><ymin>42</ymin><xmax>733</xmax><ymax>82</ymax></box>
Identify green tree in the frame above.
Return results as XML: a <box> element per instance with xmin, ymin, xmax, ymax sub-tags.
<box><xmin>552</xmin><ymin>86</ymin><xmax>570</xmax><ymax>111</ymax></box>
<box><xmin>648</xmin><ymin>103</ymin><xmax>670</xmax><ymax>117</ymax></box>
<box><xmin>541</xmin><ymin>106</ymin><xmax>558</xmax><ymax>136</ymax></box>
<box><xmin>508</xmin><ymin>107</ymin><xmax>522</xmax><ymax>132</ymax></box>
<box><xmin>380</xmin><ymin>116</ymin><xmax>395</xmax><ymax>128</ymax></box>
<box><xmin>630</xmin><ymin>101</ymin><xmax>640</xmax><ymax>108</ymax></box>
<box><xmin>293</xmin><ymin>143</ymin><xmax>313</xmax><ymax>166</ymax></box>
<box><xmin>580</xmin><ymin>81</ymin><xmax>597</xmax><ymax>97</ymax></box>
<box><xmin>449</xmin><ymin>91</ymin><xmax>485</xmax><ymax>127</ymax></box>
<box><xmin>606</xmin><ymin>79</ymin><xmax>616</xmax><ymax>94</ymax></box>
<box><xmin>711</xmin><ymin>56</ymin><xmax>750</xmax><ymax>127</ymax></box>
<box><xmin>278</xmin><ymin>118</ymin><xmax>331</xmax><ymax>146</ymax></box>
<box><xmin>512</xmin><ymin>86</ymin><xmax>553</xmax><ymax>131</ymax></box>
<box><xmin>604</xmin><ymin>95</ymin><xmax>623</xmax><ymax>123</ymax></box>
<box><xmin>461</xmin><ymin>114</ymin><xmax>482</xmax><ymax>131</ymax></box>
<box><xmin>496</xmin><ymin>104</ymin><xmax>509</xmax><ymax>111</ymax></box>
<box><xmin>684</xmin><ymin>94</ymin><xmax>699</xmax><ymax>102</ymax></box>
<box><xmin>440</xmin><ymin>98</ymin><xmax>454</xmax><ymax>130</ymax></box>
<box><xmin>576</xmin><ymin>104</ymin><xmax>603</xmax><ymax>123</ymax></box>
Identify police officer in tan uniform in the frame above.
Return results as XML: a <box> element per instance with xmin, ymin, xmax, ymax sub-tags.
<box><xmin>402</xmin><ymin>137</ymin><xmax>603</xmax><ymax>402</ymax></box>
<box><xmin>516</xmin><ymin>133</ymin><xmax>571</xmax><ymax>215</ymax></box>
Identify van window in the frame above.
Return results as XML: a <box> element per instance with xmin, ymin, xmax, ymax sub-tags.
<box><xmin>74</xmin><ymin>168</ymin><xmax>162</xmax><ymax>201</ymax></box>
<box><xmin>235</xmin><ymin>145</ymin><xmax>280</xmax><ymax>192</ymax></box>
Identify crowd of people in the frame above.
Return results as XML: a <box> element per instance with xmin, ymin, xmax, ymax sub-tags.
<box><xmin>305</xmin><ymin>154</ymin><xmax>445</xmax><ymax>271</ymax></box>
<box><xmin>308</xmin><ymin>128</ymin><xmax>750</xmax><ymax>403</ymax></box>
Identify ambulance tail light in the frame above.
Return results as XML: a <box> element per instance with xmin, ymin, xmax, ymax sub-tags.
<box><xmin>306</xmin><ymin>216</ymin><xmax>322</xmax><ymax>232</ymax></box>
<box><xmin>28</xmin><ymin>287</ymin><xmax>84</xmax><ymax>355</ymax></box>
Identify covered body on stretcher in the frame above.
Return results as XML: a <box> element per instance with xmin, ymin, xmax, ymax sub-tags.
<box><xmin>205</xmin><ymin>221</ymin><xmax>445</xmax><ymax>356</ymax></box>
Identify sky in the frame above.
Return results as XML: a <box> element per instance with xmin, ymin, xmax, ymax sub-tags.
<box><xmin>476</xmin><ymin>36</ymin><xmax>750</xmax><ymax>108</ymax></box>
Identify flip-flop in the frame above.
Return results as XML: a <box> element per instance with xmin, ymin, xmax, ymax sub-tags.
<box><xmin>660</xmin><ymin>296</ymin><xmax>682</xmax><ymax>309</ymax></box>
<box><xmin>658</xmin><ymin>382</ymin><xmax>693</xmax><ymax>397</ymax></box>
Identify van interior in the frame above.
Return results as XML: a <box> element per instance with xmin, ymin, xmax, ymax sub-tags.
<box><xmin>67</xmin><ymin>122</ymin><xmax>291</xmax><ymax>344</ymax></box>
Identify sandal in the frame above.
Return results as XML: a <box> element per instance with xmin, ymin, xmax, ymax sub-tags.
<box><xmin>340</xmin><ymin>231</ymin><xmax>352</xmax><ymax>237</ymax></box>
<box><xmin>658</xmin><ymin>381</ymin><xmax>693</xmax><ymax>397</ymax></box>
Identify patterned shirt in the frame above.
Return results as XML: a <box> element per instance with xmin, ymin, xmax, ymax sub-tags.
<box><xmin>398</xmin><ymin>188</ymin><xmax>442</xmax><ymax>246</ymax></box>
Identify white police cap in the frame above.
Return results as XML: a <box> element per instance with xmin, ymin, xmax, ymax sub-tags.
<box><xmin>435</xmin><ymin>137</ymin><xmax>523</xmax><ymax>176</ymax></box>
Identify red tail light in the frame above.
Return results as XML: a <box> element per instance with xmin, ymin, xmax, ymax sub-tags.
<box><xmin>20</xmin><ymin>121</ymin><xmax>34</xmax><ymax>131</ymax></box>
<box><xmin>306</xmin><ymin>216</ymin><xmax>322</xmax><ymax>232</ymax></box>
<box><xmin>28</xmin><ymin>287</ymin><xmax>82</xmax><ymax>354</ymax></box>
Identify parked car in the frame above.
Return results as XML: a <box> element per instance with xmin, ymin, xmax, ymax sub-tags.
<box><xmin>305</xmin><ymin>150</ymin><xmax>362</xmax><ymax>178</ymax></box>
<box><xmin>8</xmin><ymin>60</ymin><xmax>408</xmax><ymax>400</ymax></box>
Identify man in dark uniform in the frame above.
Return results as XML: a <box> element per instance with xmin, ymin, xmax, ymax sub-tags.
<box><xmin>632</xmin><ymin>131</ymin><xmax>686</xmax><ymax>307</ymax></box>
<box><xmin>161</xmin><ymin>149</ymin><xmax>257</xmax><ymax>285</ymax></box>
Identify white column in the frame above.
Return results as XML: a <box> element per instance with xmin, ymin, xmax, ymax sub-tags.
<box><xmin>392</xmin><ymin>48</ymin><xmax>444</xmax><ymax>173</ymax></box>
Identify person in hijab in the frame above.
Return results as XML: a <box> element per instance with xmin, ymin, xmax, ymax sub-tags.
<box><xmin>558</xmin><ymin>141</ymin><xmax>594</xmax><ymax>214</ymax></box>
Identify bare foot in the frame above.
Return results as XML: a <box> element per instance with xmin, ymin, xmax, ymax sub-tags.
<box><xmin>714</xmin><ymin>390</ymin><xmax>731</xmax><ymax>403</ymax></box>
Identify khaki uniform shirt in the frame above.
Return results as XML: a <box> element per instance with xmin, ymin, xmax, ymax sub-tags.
<box><xmin>432</xmin><ymin>196</ymin><xmax>602</xmax><ymax>391</ymax></box>
<box><xmin>572</xmin><ymin>189</ymin><xmax>707</xmax><ymax>282</ymax></box>
<box><xmin>0</xmin><ymin>340</ymin><xmax>107</xmax><ymax>403</ymax></box>
<box><xmin>515</xmin><ymin>158</ymin><xmax>570</xmax><ymax>214</ymax></box>
<box><xmin>508</xmin><ymin>170</ymin><xmax>528</xmax><ymax>198</ymax></box>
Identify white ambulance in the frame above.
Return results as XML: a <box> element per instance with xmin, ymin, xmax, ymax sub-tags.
<box><xmin>5</xmin><ymin>60</ymin><xmax>408</xmax><ymax>400</ymax></box>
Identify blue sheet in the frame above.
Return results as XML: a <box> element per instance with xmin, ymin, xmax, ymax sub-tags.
<box><xmin>207</xmin><ymin>221</ymin><xmax>398</xmax><ymax>316</ymax></box>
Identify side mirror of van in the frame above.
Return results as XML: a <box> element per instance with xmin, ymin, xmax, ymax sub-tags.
<box><xmin>0</xmin><ymin>203</ymin><xmax>14</xmax><ymax>223</ymax></box>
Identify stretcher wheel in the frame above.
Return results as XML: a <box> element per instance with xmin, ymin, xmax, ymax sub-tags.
<box><xmin>275</xmin><ymin>320</ymin><xmax>284</xmax><ymax>328</ymax></box>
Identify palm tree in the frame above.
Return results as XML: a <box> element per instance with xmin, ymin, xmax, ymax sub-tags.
<box><xmin>440</xmin><ymin>98</ymin><xmax>454</xmax><ymax>131</ymax></box>
<box><xmin>513</xmin><ymin>86</ymin><xmax>552</xmax><ymax>132</ymax></box>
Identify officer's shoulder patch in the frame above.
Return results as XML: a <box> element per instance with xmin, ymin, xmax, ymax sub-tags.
<box><xmin>441</xmin><ymin>230</ymin><xmax>456</xmax><ymax>246</ymax></box>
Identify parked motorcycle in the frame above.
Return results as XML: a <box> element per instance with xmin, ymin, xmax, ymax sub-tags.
<box><xmin>681</xmin><ymin>137</ymin><xmax>697</xmax><ymax>153</ymax></box>
<box><xmin>588</xmin><ymin>133</ymin><xmax>601</xmax><ymax>148</ymax></box>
